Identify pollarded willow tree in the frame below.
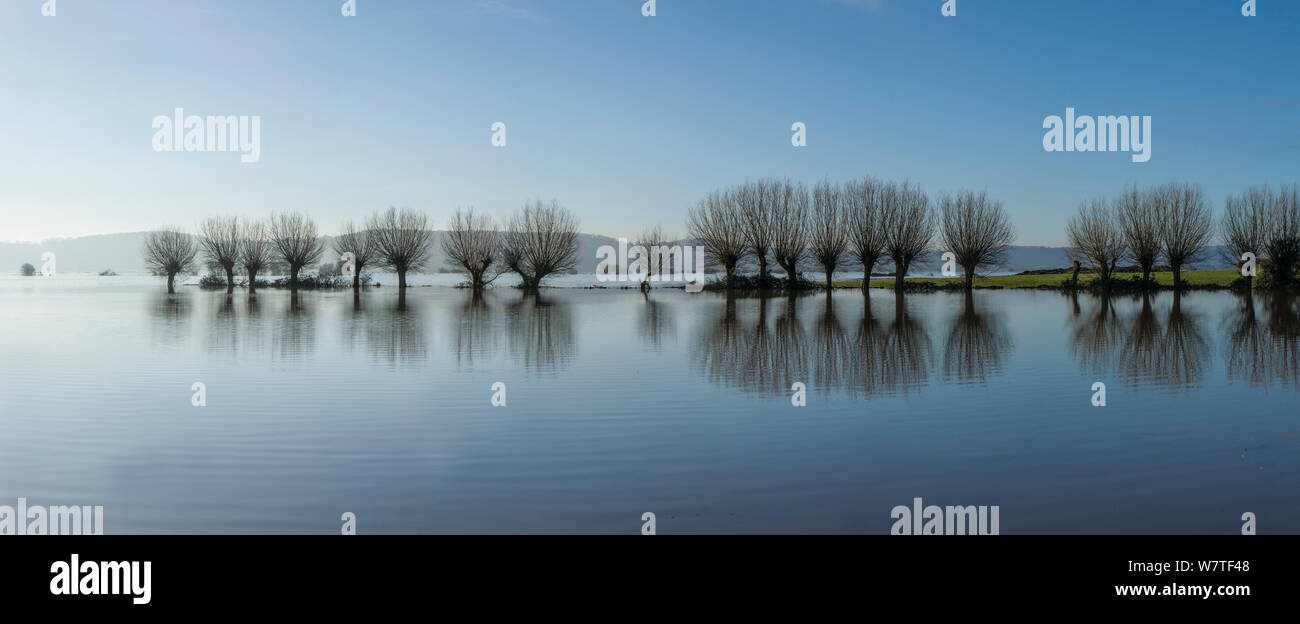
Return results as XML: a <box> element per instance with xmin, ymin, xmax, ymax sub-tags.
<box><xmin>880</xmin><ymin>180</ymin><xmax>934</xmax><ymax>292</ymax></box>
<box><xmin>770</xmin><ymin>180</ymin><xmax>810</xmax><ymax>282</ymax></box>
<box><xmin>269</xmin><ymin>211</ymin><xmax>325</xmax><ymax>292</ymax></box>
<box><xmin>240</xmin><ymin>219</ymin><xmax>272</xmax><ymax>296</ymax></box>
<box><xmin>198</xmin><ymin>215</ymin><xmax>240</xmax><ymax>294</ymax></box>
<box><xmin>1066</xmin><ymin>197</ymin><xmax>1127</xmax><ymax>285</ymax></box>
<box><xmin>501</xmin><ymin>200</ymin><xmax>580</xmax><ymax>290</ymax></box>
<box><xmin>368</xmin><ymin>207</ymin><xmax>433</xmax><ymax>291</ymax></box>
<box><xmin>1221</xmin><ymin>186</ymin><xmax>1271</xmax><ymax>290</ymax></box>
<box><xmin>1154</xmin><ymin>182</ymin><xmax>1214</xmax><ymax>288</ymax></box>
<box><xmin>144</xmin><ymin>227</ymin><xmax>198</xmax><ymax>294</ymax></box>
<box><xmin>443</xmin><ymin>208</ymin><xmax>501</xmax><ymax>290</ymax></box>
<box><xmin>738</xmin><ymin>179</ymin><xmax>778</xmax><ymax>283</ymax></box>
<box><xmin>845</xmin><ymin>177</ymin><xmax>889</xmax><ymax>293</ymax></box>
<box><xmin>809</xmin><ymin>179</ymin><xmax>850</xmax><ymax>289</ymax></box>
<box><xmin>1263</xmin><ymin>183</ymin><xmax>1300</xmax><ymax>289</ymax></box>
<box><xmin>1115</xmin><ymin>184</ymin><xmax>1161</xmax><ymax>284</ymax></box>
<box><xmin>938</xmin><ymin>190</ymin><xmax>1016</xmax><ymax>291</ymax></box>
<box><xmin>334</xmin><ymin>219</ymin><xmax>378</xmax><ymax>292</ymax></box>
<box><xmin>687</xmin><ymin>188</ymin><xmax>748</xmax><ymax>285</ymax></box>
<box><xmin>634</xmin><ymin>223</ymin><xmax>672</xmax><ymax>284</ymax></box>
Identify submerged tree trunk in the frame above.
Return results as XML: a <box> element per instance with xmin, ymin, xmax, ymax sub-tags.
<box><xmin>963</xmin><ymin>268</ymin><xmax>975</xmax><ymax>292</ymax></box>
<box><xmin>225</xmin><ymin>266</ymin><xmax>235</xmax><ymax>294</ymax></box>
<box><xmin>248</xmin><ymin>269</ymin><xmax>258</xmax><ymax>295</ymax></box>
<box><xmin>1070</xmin><ymin>261</ymin><xmax>1080</xmax><ymax>288</ymax></box>
<box><xmin>167</xmin><ymin>272</ymin><xmax>176</xmax><ymax>294</ymax></box>
<box><xmin>893</xmin><ymin>259</ymin><xmax>907</xmax><ymax>292</ymax></box>
<box><xmin>398</xmin><ymin>269</ymin><xmax>408</xmax><ymax>291</ymax></box>
<box><xmin>352</xmin><ymin>266</ymin><xmax>362</xmax><ymax>292</ymax></box>
<box><xmin>1172</xmin><ymin>264</ymin><xmax>1183</xmax><ymax>289</ymax></box>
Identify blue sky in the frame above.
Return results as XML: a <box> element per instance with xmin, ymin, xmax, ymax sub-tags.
<box><xmin>0</xmin><ymin>0</ymin><xmax>1296</xmax><ymax>245</ymax></box>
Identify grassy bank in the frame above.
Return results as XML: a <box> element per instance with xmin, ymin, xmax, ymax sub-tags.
<box><xmin>827</xmin><ymin>270</ymin><xmax>1240</xmax><ymax>290</ymax></box>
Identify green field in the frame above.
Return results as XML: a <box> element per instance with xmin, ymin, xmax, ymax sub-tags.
<box><xmin>828</xmin><ymin>270</ymin><xmax>1240</xmax><ymax>290</ymax></box>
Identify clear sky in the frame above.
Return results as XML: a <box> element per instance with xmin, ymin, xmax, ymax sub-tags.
<box><xmin>0</xmin><ymin>0</ymin><xmax>1296</xmax><ymax>245</ymax></box>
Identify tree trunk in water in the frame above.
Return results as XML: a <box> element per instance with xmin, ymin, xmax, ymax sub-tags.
<box><xmin>964</xmin><ymin>270</ymin><xmax>974</xmax><ymax>292</ymax></box>
<box><xmin>290</xmin><ymin>267</ymin><xmax>299</xmax><ymax>294</ymax></box>
<box><xmin>822</xmin><ymin>262</ymin><xmax>835</xmax><ymax>290</ymax></box>
<box><xmin>352</xmin><ymin>267</ymin><xmax>361</xmax><ymax>292</ymax></box>
<box><xmin>861</xmin><ymin>260</ymin><xmax>875</xmax><ymax>293</ymax></box>
<box><xmin>893</xmin><ymin>260</ymin><xmax>907</xmax><ymax>292</ymax></box>
<box><xmin>398</xmin><ymin>270</ymin><xmax>407</xmax><ymax>291</ymax></box>
<box><xmin>248</xmin><ymin>270</ymin><xmax>257</xmax><ymax>295</ymax></box>
<box><xmin>724</xmin><ymin>264</ymin><xmax>736</xmax><ymax>288</ymax></box>
<box><xmin>225</xmin><ymin>267</ymin><xmax>235</xmax><ymax>294</ymax></box>
<box><xmin>167</xmin><ymin>272</ymin><xmax>176</xmax><ymax>294</ymax></box>
<box><xmin>1172</xmin><ymin>264</ymin><xmax>1182</xmax><ymax>289</ymax></box>
<box><xmin>1070</xmin><ymin>261</ymin><xmax>1080</xmax><ymax>287</ymax></box>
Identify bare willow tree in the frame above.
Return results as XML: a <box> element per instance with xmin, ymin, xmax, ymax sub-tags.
<box><xmin>240</xmin><ymin>219</ymin><xmax>272</xmax><ymax>295</ymax></box>
<box><xmin>1155</xmin><ymin>182</ymin><xmax>1213</xmax><ymax>288</ymax></box>
<box><xmin>771</xmin><ymin>181</ymin><xmax>810</xmax><ymax>282</ymax></box>
<box><xmin>1116</xmin><ymin>184</ymin><xmax>1160</xmax><ymax>283</ymax></box>
<box><xmin>809</xmin><ymin>180</ymin><xmax>850</xmax><ymax>289</ymax></box>
<box><xmin>198</xmin><ymin>216</ymin><xmax>240</xmax><ymax>294</ymax></box>
<box><xmin>635</xmin><ymin>224</ymin><xmax>671</xmax><ymax>284</ymax></box>
<box><xmin>334</xmin><ymin>219</ymin><xmax>378</xmax><ymax>292</ymax></box>
<box><xmin>144</xmin><ymin>227</ymin><xmax>197</xmax><ymax>294</ymax></box>
<box><xmin>739</xmin><ymin>179</ymin><xmax>778</xmax><ymax>282</ymax></box>
<box><xmin>270</xmin><ymin>211</ymin><xmax>325</xmax><ymax>291</ymax></box>
<box><xmin>939</xmin><ymin>190</ymin><xmax>1016</xmax><ymax>291</ymax></box>
<box><xmin>443</xmin><ymin>208</ymin><xmax>501</xmax><ymax>290</ymax></box>
<box><xmin>1066</xmin><ymin>198</ymin><xmax>1126</xmax><ymax>285</ymax></box>
<box><xmin>1263</xmin><ymin>183</ymin><xmax>1300</xmax><ymax>289</ymax></box>
<box><xmin>880</xmin><ymin>180</ymin><xmax>934</xmax><ymax>292</ymax></box>
<box><xmin>1222</xmin><ymin>186</ymin><xmax>1271</xmax><ymax>290</ymax></box>
<box><xmin>368</xmin><ymin>207</ymin><xmax>433</xmax><ymax>291</ymax></box>
<box><xmin>501</xmin><ymin>200</ymin><xmax>580</xmax><ymax>289</ymax></box>
<box><xmin>687</xmin><ymin>188</ymin><xmax>748</xmax><ymax>285</ymax></box>
<box><xmin>846</xmin><ymin>177</ymin><xmax>889</xmax><ymax>293</ymax></box>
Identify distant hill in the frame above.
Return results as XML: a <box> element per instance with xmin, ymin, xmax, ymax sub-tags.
<box><xmin>0</xmin><ymin>232</ymin><xmax>1233</xmax><ymax>275</ymax></box>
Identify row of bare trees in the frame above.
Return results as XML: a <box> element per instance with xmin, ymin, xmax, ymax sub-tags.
<box><xmin>687</xmin><ymin>178</ymin><xmax>1016</xmax><ymax>292</ymax></box>
<box><xmin>1065</xmin><ymin>182</ymin><xmax>1296</xmax><ymax>290</ymax></box>
<box><xmin>144</xmin><ymin>202</ymin><xmax>581</xmax><ymax>295</ymax></box>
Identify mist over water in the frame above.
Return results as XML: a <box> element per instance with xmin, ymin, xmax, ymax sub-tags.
<box><xmin>1</xmin><ymin>277</ymin><xmax>1296</xmax><ymax>533</ymax></box>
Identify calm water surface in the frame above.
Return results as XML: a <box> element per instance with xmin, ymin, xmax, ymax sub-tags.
<box><xmin>1</xmin><ymin>275</ymin><xmax>1297</xmax><ymax>533</ymax></box>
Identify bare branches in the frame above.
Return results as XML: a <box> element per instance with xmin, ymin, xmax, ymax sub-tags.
<box><xmin>443</xmin><ymin>208</ymin><xmax>501</xmax><ymax>289</ymax></box>
<box><xmin>770</xmin><ymin>180</ymin><xmax>810</xmax><ymax>281</ymax></box>
<box><xmin>144</xmin><ymin>227</ymin><xmax>197</xmax><ymax>294</ymax></box>
<box><xmin>367</xmin><ymin>207</ymin><xmax>432</xmax><ymax>290</ymax></box>
<box><xmin>240</xmin><ymin>219</ymin><xmax>272</xmax><ymax>294</ymax></box>
<box><xmin>1263</xmin><ymin>184</ymin><xmax>1300</xmax><ymax>288</ymax></box>
<box><xmin>687</xmin><ymin>188</ymin><xmax>748</xmax><ymax>283</ymax></box>
<box><xmin>1066</xmin><ymin>197</ymin><xmax>1126</xmax><ymax>284</ymax></box>
<box><xmin>881</xmin><ymin>180</ymin><xmax>934</xmax><ymax>292</ymax></box>
<box><xmin>1154</xmin><ymin>182</ymin><xmax>1213</xmax><ymax>288</ymax></box>
<box><xmin>635</xmin><ymin>223</ymin><xmax>673</xmax><ymax>283</ymax></box>
<box><xmin>270</xmin><ymin>211</ymin><xmax>325</xmax><ymax>290</ymax></box>
<box><xmin>939</xmin><ymin>190</ymin><xmax>1016</xmax><ymax>290</ymax></box>
<box><xmin>334</xmin><ymin>219</ymin><xmax>378</xmax><ymax>291</ymax></box>
<box><xmin>845</xmin><ymin>177</ymin><xmax>889</xmax><ymax>291</ymax></box>
<box><xmin>809</xmin><ymin>180</ymin><xmax>850</xmax><ymax>289</ymax></box>
<box><xmin>1116</xmin><ymin>184</ymin><xmax>1160</xmax><ymax>281</ymax></box>
<box><xmin>501</xmin><ymin>200</ymin><xmax>580</xmax><ymax>289</ymax></box>
<box><xmin>198</xmin><ymin>216</ymin><xmax>240</xmax><ymax>294</ymax></box>
<box><xmin>738</xmin><ymin>179</ymin><xmax>778</xmax><ymax>281</ymax></box>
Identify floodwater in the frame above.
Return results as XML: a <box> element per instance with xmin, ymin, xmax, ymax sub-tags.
<box><xmin>0</xmin><ymin>274</ymin><xmax>1296</xmax><ymax>533</ymax></box>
